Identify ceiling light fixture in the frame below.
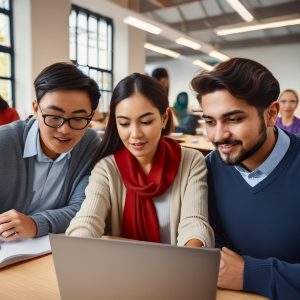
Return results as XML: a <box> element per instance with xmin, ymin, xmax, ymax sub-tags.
<box><xmin>226</xmin><ymin>0</ymin><xmax>254</xmax><ymax>22</ymax></box>
<box><xmin>176</xmin><ymin>37</ymin><xmax>201</xmax><ymax>50</ymax></box>
<box><xmin>216</xmin><ymin>17</ymin><xmax>300</xmax><ymax>36</ymax></box>
<box><xmin>209</xmin><ymin>51</ymin><xmax>230</xmax><ymax>61</ymax></box>
<box><xmin>124</xmin><ymin>16</ymin><xmax>162</xmax><ymax>35</ymax></box>
<box><xmin>193</xmin><ymin>60</ymin><xmax>214</xmax><ymax>71</ymax></box>
<box><xmin>145</xmin><ymin>43</ymin><xmax>181</xmax><ymax>58</ymax></box>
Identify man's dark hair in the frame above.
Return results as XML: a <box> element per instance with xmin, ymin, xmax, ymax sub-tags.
<box><xmin>151</xmin><ymin>68</ymin><xmax>169</xmax><ymax>81</ymax></box>
<box><xmin>34</xmin><ymin>62</ymin><xmax>100</xmax><ymax>110</ymax></box>
<box><xmin>191</xmin><ymin>57</ymin><xmax>280</xmax><ymax>111</ymax></box>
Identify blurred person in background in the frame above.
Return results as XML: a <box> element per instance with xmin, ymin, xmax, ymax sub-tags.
<box><xmin>173</xmin><ymin>92</ymin><xmax>199</xmax><ymax>134</ymax></box>
<box><xmin>151</xmin><ymin>67</ymin><xmax>169</xmax><ymax>97</ymax></box>
<box><xmin>276</xmin><ymin>89</ymin><xmax>300</xmax><ymax>134</ymax></box>
<box><xmin>0</xmin><ymin>94</ymin><xmax>20</xmax><ymax>125</ymax></box>
<box><xmin>89</xmin><ymin>110</ymin><xmax>108</xmax><ymax>131</ymax></box>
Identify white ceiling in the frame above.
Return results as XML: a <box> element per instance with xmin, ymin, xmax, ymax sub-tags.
<box><xmin>123</xmin><ymin>0</ymin><xmax>300</xmax><ymax>63</ymax></box>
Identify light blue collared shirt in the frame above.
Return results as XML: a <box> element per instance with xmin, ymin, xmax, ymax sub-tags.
<box><xmin>23</xmin><ymin>120</ymin><xmax>71</xmax><ymax>214</ymax></box>
<box><xmin>235</xmin><ymin>128</ymin><xmax>290</xmax><ymax>187</ymax></box>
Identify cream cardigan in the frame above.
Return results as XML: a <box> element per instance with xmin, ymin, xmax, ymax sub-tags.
<box><xmin>66</xmin><ymin>146</ymin><xmax>214</xmax><ymax>247</ymax></box>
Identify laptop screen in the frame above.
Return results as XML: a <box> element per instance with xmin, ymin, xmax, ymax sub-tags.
<box><xmin>50</xmin><ymin>234</ymin><xmax>220</xmax><ymax>300</ymax></box>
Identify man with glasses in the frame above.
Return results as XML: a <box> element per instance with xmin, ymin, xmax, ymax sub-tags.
<box><xmin>0</xmin><ymin>62</ymin><xmax>101</xmax><ymax>241</ymax></box>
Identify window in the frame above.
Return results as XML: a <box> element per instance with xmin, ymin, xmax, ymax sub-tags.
<box><xmin>0</xmin><ymin>0</ymin><xmax>14</xmax><ymax>107</ymax></box>
<box><xmin>70</xmin><ymin>5</ymin><xmax>113</xmax><ymax>112</ymax></box>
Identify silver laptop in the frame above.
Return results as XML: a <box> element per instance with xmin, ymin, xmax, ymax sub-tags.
<box><xmin>49</xmin><ymin>234</ymin><xmax>220</xmax><ymax>300</ymax></box>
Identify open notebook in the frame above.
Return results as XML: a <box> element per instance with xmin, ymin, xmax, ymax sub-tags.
<box><xmin>0</xmin><ymin>235</ymin><xmax>51</xmax><ymax>268</ymax></box>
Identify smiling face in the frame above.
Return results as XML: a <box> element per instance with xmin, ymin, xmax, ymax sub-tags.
<box><xmin>201</xmin><ymin>90</ymin><xmax>278</xmax><ymax>171</ymax></box>
<box><xmin>278</xmin><ymin>91</ymin><xmax>299</xmax><ymax>119</ymax></box>
<box><xmin>33</xmin><ymin>90</ymin><xmax>93</xmax><ymax>160</ymax></box>
<box><xmin>115</xmin><ymin>92</ymin><xmax>168</xmax><ymax>169</ymax></box>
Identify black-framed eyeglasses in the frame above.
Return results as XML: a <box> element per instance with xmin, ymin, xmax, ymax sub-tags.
<box><xmin>37</xmin><ymin>103</ymin><xmax>93</xmax><ymax>130</ymax></box>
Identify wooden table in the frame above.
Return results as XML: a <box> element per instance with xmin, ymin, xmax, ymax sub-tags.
<box><xmin>170</xmin><ymin>134</ymin><xmax>215</xmax><ymax>156</ymax></box>
<box><xmin>0</xmin><ymin>255</ymin><xmax>268</xmax><ymax>300</ymax></box>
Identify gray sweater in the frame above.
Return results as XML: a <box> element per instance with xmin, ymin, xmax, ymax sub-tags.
<box><xmin>0</xmin><ymin>117</ymin><xmax>100</xmax><ymax>237</ymax></box>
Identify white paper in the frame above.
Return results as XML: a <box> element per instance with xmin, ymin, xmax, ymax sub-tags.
<box><xmin>0</xmin><ymin>235</ymin><xmax>51</xmax><ymax>268</ymax></box>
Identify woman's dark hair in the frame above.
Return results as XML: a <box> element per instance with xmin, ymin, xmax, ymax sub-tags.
<box><xmin>191</xmin><ymin>57</ymin><xmax>280</xmax><ymax>112</ymax></box>
<box><xmin>34</xmin><ymin>62</ymin><xmax>100</xmax><ymax>110</ymax></box>
<box><xmin>93</xmin><ymin>73</ymin><xmax>173</xmax><ymax>166</ymax></box>
<box><xmin>0</xmin><ymin>95</ymin><xmax>9</xmax><ymax>110</ymax></box>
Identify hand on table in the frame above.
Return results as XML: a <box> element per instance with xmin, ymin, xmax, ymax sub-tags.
<box><xmin>218</xmin><ymin>247</ymin><xmax>245</xmax><ymax>290</ymax></box>
<box><xmin>0</xmin><ymin>209</ymin><xmax>37</xmax><ymax>241</ymax></box>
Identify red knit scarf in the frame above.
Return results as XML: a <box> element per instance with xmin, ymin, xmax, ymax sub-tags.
<box><xmin>114</xmin><ymin>137</ymin><xmax>181</xmax><ymax>243</ymax></box>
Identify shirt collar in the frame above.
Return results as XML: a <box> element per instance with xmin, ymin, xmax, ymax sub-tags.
<box><xmin>23</xmin><ymin>119</ymin><xmax>72</xmax><ymax>162</ymax></box>
<box><xmin>235</xmin><ymin>127</ymin><xmax>290</xmax><ymax>176</ymax></box>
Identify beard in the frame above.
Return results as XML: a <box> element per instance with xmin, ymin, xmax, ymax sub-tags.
<box><xmin>215</xmin><ymin>119</ymin><xmax>267</xmax><ymax>166</ymax></box>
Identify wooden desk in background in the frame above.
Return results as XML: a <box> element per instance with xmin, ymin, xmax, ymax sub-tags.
<box><xmin>0</xmin><ymin>255</ymin><xmax>268</xmax><ymax>300</ymax></box>
<box><xmin>170</xmin><ymin>134</ymin><xmax>215</xmax><ymax>156</ymax></box>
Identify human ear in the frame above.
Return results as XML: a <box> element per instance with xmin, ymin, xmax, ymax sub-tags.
<box><xmin>162</xmin><ymin>108</ymin><xmax>170</xmax><ymax>128</ymax></box>
<box><xmin>266</xmin><ymin>102</ymin><xmax>279</xmax><ymax>127</ymax></box>
<box><xmin>32</xmin><ymin>101</ymin><xmax>39</xmax><ymax>118</ymax></box>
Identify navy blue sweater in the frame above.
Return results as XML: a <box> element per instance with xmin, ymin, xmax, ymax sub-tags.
<box><xmin>206</xmin><ymin>133</ymin><xmax>300</xmax><ymax>300</ymax></box>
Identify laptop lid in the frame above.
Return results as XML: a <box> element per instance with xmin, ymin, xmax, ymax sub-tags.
<box><xmin>50</xmin><ymin>234</ymin><xmax>220</xmax><ymax>300</ymax></box>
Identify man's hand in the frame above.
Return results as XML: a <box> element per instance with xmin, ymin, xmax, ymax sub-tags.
<box><xmin>218</xmin><ymin>247</ymin><xmax>245</xmax><ymax>290</ymax></box>
<box><xmin>0</xmin><ymin>209</ymin><xmax>37</xmax><ymax>241</ymax></box>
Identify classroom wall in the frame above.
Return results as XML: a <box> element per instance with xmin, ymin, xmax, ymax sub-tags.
<box><xmin>146</xmin><ymin>43</ymin><xmax>300</xmax><ymax>116</ymax></box>
<box><xmin>14</xmin><ymin>0</ymin><xmax>71</xmax><ymax>119</ymax></box>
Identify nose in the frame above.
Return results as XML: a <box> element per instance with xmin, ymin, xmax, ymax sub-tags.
<box><xmin>57</xmin><ymin>120</ymin><xmax>73</xmax><ymax>134</ymax></box>
<box><xmin>211</xmin><ymin>123</ymin><xmax>230</xmax><ymax>142</ymax></box>
<box><xmin>131</xmin><ymin>123</ymin><xmax>143</xmax><ymax>139</ymax></box>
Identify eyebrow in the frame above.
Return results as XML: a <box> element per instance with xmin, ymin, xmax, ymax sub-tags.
<box><xmin>202</xmin><ymin>110</ymin><xmax>246</xmax><ymax>119</ymax></box>
<box><xmin>116</xmin><ymin>112</ymin><xmax>155</xmax><ymax>120</ymax></box>
<box><xmin>46</xmin><ymin>105</ymin><xmax>89</xmax><ymax>114</ymax></box>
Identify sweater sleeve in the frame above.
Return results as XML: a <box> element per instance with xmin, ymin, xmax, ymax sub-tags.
<box><xmin>31</xmin><ymin>129</ymin><xmax>101</xmax><ymax>237</ymax></box>
<box><xmin>177</xmin><ymin>149</ymin><xmax>214</xmax><ymax>247</ymax></box>
<box><xmin>31</xmin><ymin>175</ymin><xmax>90</xmax><ymax>237</ymax></box>
<box><xmin>65</xmin><ymin>158</ymin><xmax>112</xmax><ymax>238</ymax></box>
<box><xmin>243</xmin><ymin>255</ymin><xmax>300</xmax><ymax>300</ymax></box>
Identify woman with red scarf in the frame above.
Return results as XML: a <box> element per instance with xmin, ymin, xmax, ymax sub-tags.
<box><xmin>66</xmin><ymin>73</ymin><xmax>213</xmax><ymax>248</ymax></box>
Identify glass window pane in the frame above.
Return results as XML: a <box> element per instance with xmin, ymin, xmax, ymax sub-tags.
<box><xmin>99</xmin><ymin>20</ymin><xmax>108</xmax><ymax>70</ymax></box>
<box><xmin>0</xmin><ymin>13</ymin><xmax>10</xmax><ymax>47</ymax></box>
<box><xmin>0</xmin><ymin>79</ymin><xmax>12</xmax><ymax>105</ymax></box>
<box><xmin>88</xmin><ymin>16</ymin><xmax>97</xmax><ymax>67</ymax></box>
<box><xmin>69</xmin><ymin>11</ymin><xmax>76</xmax><ymax>60</ymax></box>
<box><xmin>107</xmin><ymin>25</ymin><xmax>112</xmax><ymax>70</ymax></box>
<box><xmin>77</xmin><ymin>13</ymin><xmax>87</xmax><ymax>65</ymax></box>
<box><xmin>97</xmin><ymin>71</ymin><xmax>102</xmax><ymax>87</ymax></box>
<box><xmin>78</xmin><ymin>65</ymin><xmax>89</xmax><ymax>76</ymax></box>
<box><xmin>0</xmin><ymin>51</ymin><xmax>10</xmax><ymax>77</ymax></box>
<box><xmin>89</xmin><ymin>69</ymin><xmax>97</xmax><ymax>82</ymax></box>
<box><xmin>0</xmin><ymin>0</ymin><xmax>9</xmax><ymax>10</ymax></box>
<box><xmin>102</xmin><ymin>72</ymin><xmax>111</xmax><ymax>91</ymax></box>
<box><xmin>100</xmin><ymin>91</ymin><xmax>110</xmax><ymax>113</ymax></box>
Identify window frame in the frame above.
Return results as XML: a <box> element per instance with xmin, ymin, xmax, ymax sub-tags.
<box><xmin>70</xmin><ymin>5</ymin><xmax>114</xmax><ymax>112</ymax></box>
<box><xmin>0</xmin><ymin>0</ymin><xmax>15</xmax><ymax>107</ymax></box>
